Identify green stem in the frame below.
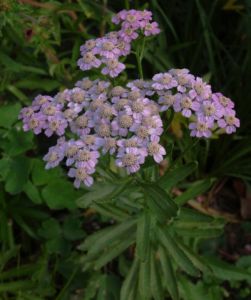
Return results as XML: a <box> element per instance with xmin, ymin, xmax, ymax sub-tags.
<box><xmin>124</xmin><ymin>0</ymin><xmax>130</xmax><ymax>9</ymax></box>
<box><xmin>136</xmin><ymin>38</ymin><xmax>146</xmax><ymax>79</ymax></box>
<box><xmin>55</xmin><ymin>266</ymin><xmax>79</xmax><ymax>300</ymax></box>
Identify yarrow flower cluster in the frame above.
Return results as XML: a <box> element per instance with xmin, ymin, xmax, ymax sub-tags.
<box><xmin>19</xmin><ymin>10</ymin><xmax>239</xmax><ymax>188</ymax></box>
<box><xmin>78</xmin><ymin>9</ymin><xmax>160</xmax><ymax>77</ymax></box>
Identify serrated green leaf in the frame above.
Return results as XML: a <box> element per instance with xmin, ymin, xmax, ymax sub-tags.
<box><xmin>175</xmin><ymin>179</ymin><xmax>214</xmax><ymax>206</ymax></box>
<box><xmin>86</xmin><ymin>218</ymin><xmax>137</xmax><ymax>259</ymax></box>
<box><xmin>144</xmin><ymin>184</ymin><xmax>179</xmax><ymax>223</ymax></box>
<box><xmin>94</xmin><ymin>236</ymin><xmax>135</xmax><ymax>270</ymax></box>
<box><xmin>204</xmin><ymin>256</ymin><xmax>251</xmax><ymax>281</ymax></box>
<box><xmin>76</xmin><ymin>180</ymin><xmax>130</xmax><ymax>208</ymax></box>
<box><xmin>159</xmin><ymin>246</ymin><xmax>179</xmax><ymax>300</ymax></box>
<box><xmin>93</xmin><ymin>203</ymin><xmax>130</xmax><ymax>222</ymax></box>
<box><xmin>175</xmin><ymin>227</ymin><xmax>223</xmax><ymax>239</ymax></box>
<box><xmin>158</xmin><ymin>227</ymin><xmax>199</xmax><ymax>276</ymax></box>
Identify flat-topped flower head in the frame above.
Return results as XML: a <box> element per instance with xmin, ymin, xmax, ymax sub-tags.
<box><xmin>19</xmin><ymin>9</ymin><xmax>239</xmax><ymax>188</ymax></box>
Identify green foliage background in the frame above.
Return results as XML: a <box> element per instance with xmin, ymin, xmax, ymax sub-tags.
<box><xmin>0</xmin><ymin>0</ymin><xmax>251</xmax><ymax>299</ymax></box>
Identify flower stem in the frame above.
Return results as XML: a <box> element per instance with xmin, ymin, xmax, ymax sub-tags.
<box><xmin>136</xmin><ymin>37</ymin><xmax>146</xmax><ymax>79</ymax></box>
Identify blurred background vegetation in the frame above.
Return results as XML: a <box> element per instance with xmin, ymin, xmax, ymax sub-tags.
<box><xmin>0</xmin><ymin>0</ymin><xmax>251</xmax><ymax>299</ymax></box>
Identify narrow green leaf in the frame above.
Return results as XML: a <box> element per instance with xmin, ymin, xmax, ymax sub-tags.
<box><xmin>120</xmin><ymin>258</ymin><xmax>140</xmax><ymax>300</ymax></box>
<box><xmin>94</xmin><ymin>236</ymin><xmax>135</xmax><ymax>270</ymax></box>
<box><xmin>87</xmin><ymin>218</ymin><xmax>137</xmax><ymax>258</ymax></box>
<box><xmin>175</xmin><ymin>178</ymin><xmax>214</xmax><ymax>206</ymax></box>
<box><xmin>150</xmin><ymin>250</ymin><xmax>164</xmax><ymax>300</ymax></box>
<box><xmin>158</xmin><ymin>227</ymin><xmax>199</xmax><ymax>276</ymax></box>
<box><xmin>136</xmin><ymin>211</ymin><xmax>151</xmax><ymax>261</ymax></box>
<box><xmin>0</xmin><ymin>280</ymin><xmax>34</xmax><ymax>292</ymax></box>
<box><xmin>158</xmin><ymin>162</ymin><xmax>198</xmax><ymax>191</ymax></box>
<box><xmin>76</xmin><ymin>180</ymin><xmax>130</xmax><ymax>208</ymax></box>
<box><xmin>203</xmin><ymin>256</ymin><xmax>251</xmax><ymax>281</ymax></box>
<box><xmin>139</xmin><ymin>257</ymin><xmax>151</xmax><ymax>300</ymax></box>
<box><xmin>159</xmin><ymin>246</ymin><xmax>179</xmax><ymax>300</ymax></box>
<box><xmin>178</xmin><ymin>242</ymin><xmax>211</xmax><ymax>274</ymax></box>
<box><xmin>93</xmin><ymin>203</ymin><xmax>130</xmax><ymax>222</ymax></box>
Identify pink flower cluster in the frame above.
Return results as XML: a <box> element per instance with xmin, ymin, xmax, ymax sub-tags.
<box><xmin>152</xmin><ymin>69</ymin><xmax>240</xmax><ymax>137</ymax></box>
<box><xmin>19</xmin><ymin>10</ymin><xmax>239</xmax><ymax>188</ymax></box>
<box><xmin>78</xmin><ymin>10</ymin><xmax>160</xmax><ymax>77</ymax></box>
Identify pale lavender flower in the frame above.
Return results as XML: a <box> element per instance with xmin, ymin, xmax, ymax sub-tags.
<box><xmin>147</xmin><ymin>138</ymin><xmax>166</xmax><ymax>163</ymax></box>
<box><xmin>70</xmin><ymin>114</ymin><xmax>92</xmax><ymax>137</ymax></box>
<box><xmin>217</xmin><ymin>113</ymin><xmax>240</xmax><ymax>134</ymax></box>
<box><xmin>65</xmin><ymin>139</ymin><xmax>84</xmax><ymax>166</ymax></box>
<box><xmin>173</xmin><ymin>94</ymin><xmax>200</xmax><ymax>117</ymax></box>
<box><xmin>101</xmin><ymin>59</ymin><xmax>125</xmax><ymax>78</ymax></box>
<box><xmin>32</xmin><ymin>95</ymin><xmax>54</xmax><ymax>110</ymax></box>
<box><xmin>152</xmin><ymin>73</ymin><xmax>177</xmax><ymax>90</ymax></box>
<box><xmin>169</xmin><ymin>69</ymin><xmax>194</xmax><ymax>93</ymax></box>
<box><xmin>75</xmin><ymin>77</ymin><xmax>94</xmax><ymax>90</ymax></box>
<box><xmin>119</xmin><ymin>28</ymin><xmax>139</xmax><ymax>43</ymax></box>
<box><xmin>117</xmin><ymin>39</ymin><xmax>131</xmax><ymax>56</ymax></box>
<box><xmin>96</xmin><ymin>37</ymin><xmax>121</xmax><ymax>59</ymax></box>
<box><xmin>189</xmin><ymin>77</ymin><xmax>212</xmax><ymax>101</ymax></box>
<box><xmin>189</xmin><ymin>116</ymin><xmax>214</xmax><ymax>138</ymax></box>
<box><xmin>68</xmin><ymin>167</ymin><xmax>94</xmax><ymax>188</ymax></box>
<box><xmin>125</xmin><ymin>98</ymin><xmax>152</xmax><ymax>120</ymax></box>
<box><xmin>43</xmin><ymin>142</ymin><xmax>65</xmax><ymax>169</ymax></box>
<box><xmin>75</xmin><ymin>149</ymin><xmax>100</xmax><ymax>170</ymax></box>
<box><xmin>212</xmin><ymin>93</ymin><xmax>235</xmax><ymax>113</ymax></box>
<box><xmin>197</xmin><ymin>100</ymin><xmax>224</xmax><ymax>121</ymax></box>
<box><xmin>45</xmin><ymin>116</ymin><xmax>68</xmax><ymax>137</ymax></box>
<box><xmin>111</xmin><ymin>113</ymin><xmax>134</xmax><ymax>137</ymax></box>
<box><xmin>78</xmin><ymin>52</ymin><xmax>101</xmax><ymax>71</ymax></box>
<box><xmin>82</xmin><ymin>135</ymin><xmax>104</xmax><ymax>151</ymax></box>
<box><xmin>55</xmin><ymin>90</ymin><xmax>71</xmax><ymax>105</ymax></box>
<box><xmin>102</xmin><ymin>137</ymin><xmax>117</xmax><ymax>154</ymax></box>
<box><xmin>143</xmin><ymin>22</ymin><xmax>160</xmax><ymax>36</ymax></box>
<box><xmin>22</xmin><ymin>112</ymin><xmax>46</xmax><ymax>134</ymax></box>
<box><xmin>19</xmin><ymin>107</ymin><xmax>35</xmax><ymax>121</ymax></box>
<box><xmin>80</xmin><ymin>39</ymin><xmax>97</xmax><ymax>54</ymax></box>
<box><xmin>158</xmin><ymin>92</ymin><xmax>177</xmax><ymax>111</ymax></box>
<box><xmin>116</xmin><ymin>147</ymin><xmax>146</xmax><ymax>174</ymax></box>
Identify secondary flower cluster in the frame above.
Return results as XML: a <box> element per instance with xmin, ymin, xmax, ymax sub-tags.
<box><xmin>153</xmin><ymin>69</ymin><xmax>240</xmax><ymax>137</ymax></box>
<box><xmin>19</xmin><ymin>9</ymin><xmax>239</xmax><ymax>188</ymax></box>
<box><xmin>78</xmin><ymin>9</ymin><xmax>160</xmax><ymax>77</ymax></box>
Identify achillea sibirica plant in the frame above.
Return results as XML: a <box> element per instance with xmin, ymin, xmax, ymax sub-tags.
<box><xmin>19</xmin><ymin>9</ymin><xmax>240</xmax><ymax>188</ymax></box>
